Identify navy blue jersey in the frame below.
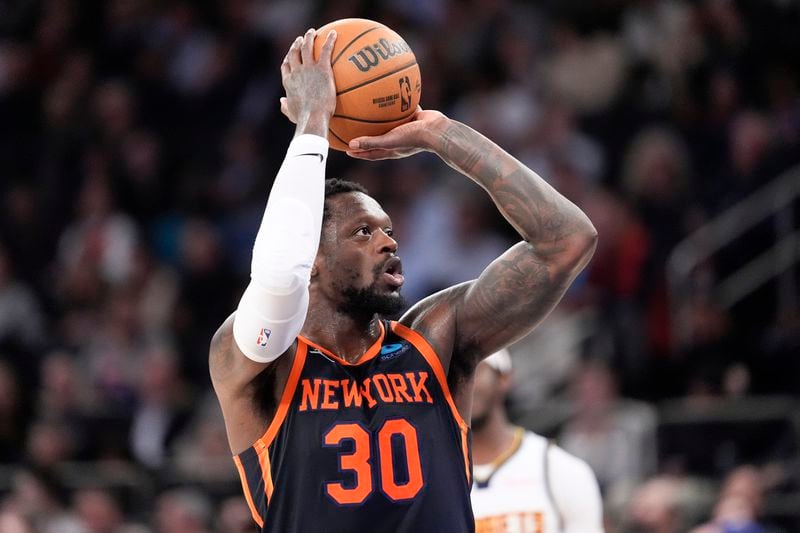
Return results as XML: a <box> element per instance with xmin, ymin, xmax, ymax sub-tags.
<box><xmin>233</xmin><ymin>320</ymin><xmax>474</xmax><ymax>532</ymax></box>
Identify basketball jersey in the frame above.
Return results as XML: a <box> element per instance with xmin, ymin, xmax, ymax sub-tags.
<box><xmin>471</xmin><ymin>431</ymin><xmax>562</xmax><ymax>533</ymax></box>
<box><xmin>234</xmin><ymin>320</ymin><xmax>474</xmax><ymax>533</ymax></box>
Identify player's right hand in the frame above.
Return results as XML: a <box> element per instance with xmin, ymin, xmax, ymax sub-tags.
<box><xmin>346</xmin><ymin>107</ymin><xmax>448</xmax><ymax>160</ymax></box>
<box><xmin>280</xmin><ymin>29</ymin><xmax>337</xmax><ymax>129</ymax></box>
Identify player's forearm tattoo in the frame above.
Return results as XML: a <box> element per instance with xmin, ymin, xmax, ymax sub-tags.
<box><xmin>436</xmin><ymin>121</ymin><xmax>592</xmax><ymax>251</ymax></box>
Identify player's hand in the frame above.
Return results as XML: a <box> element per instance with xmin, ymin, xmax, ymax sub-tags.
<box><xmin>346</xmin><ymin>107</ymin><xmax>448</xmax><ymax>160</ymax></box>
<box><xmin>280</xmin><ymin>29</ymin><xmax>337</xmax><ymax>136</ymax></box>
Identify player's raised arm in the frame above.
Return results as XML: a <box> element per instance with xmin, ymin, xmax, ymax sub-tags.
<box><xmin>209</xmin><ymin>29</ymin><xmax>336</xmax><ymax>453</ymax></box>
<box><xmin>347</xmin><ymin>109</ymin><xmax>597</xmax><ymax>364</ymax></box>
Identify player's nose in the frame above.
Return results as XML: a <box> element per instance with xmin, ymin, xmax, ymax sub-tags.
<box><xmin>376</xmin><ymin>228</ymin><xmax>398</xmax><ymax>254</ymax></box>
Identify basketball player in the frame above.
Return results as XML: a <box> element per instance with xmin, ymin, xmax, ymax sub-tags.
<box><xmin>209</xmin><ymin>29</ymin><xmax>597</xmax><ymax>532</ymax></box>
<box><xmin>471</xmin><ymin>350</ymin><xmax>604</xmax><ymax>533</ymax></box>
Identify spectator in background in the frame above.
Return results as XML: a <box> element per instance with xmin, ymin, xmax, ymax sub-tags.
<box><xmin>153</xmin><ymin>488</ymin><xmax>212</xmax><ymax>533</ymax></box>
<box><xmin>0</xmin><ymin>184</ymin><xmax>52</xmax><ymax>289</ymax></box>
<box><xmin>623</xmin><ymin>475</ymin><xmax>687</xmax><ymax>533</ymax></box>
<box><xmin>174</xmin><ymin>218</ymin><xmax>236</xmax><ymax>381</ymax></box>
<box><xmin>215</xmin><ymin>496</ymin><xmax>252</xmax><ymax>533</ymax></box>
<box><xmin>0</xmin><ymin>242</ymin><xmax>45</xmax><ymax>355</ymax></box>
<box><xmin>560</xmin><ymin>359</ymin><xmax>657</xmax><ymax>506</ymax></box>
<box><xmin>71</xmin><ymin>488</ymin><xmax>125</xmax><ymax>533</ymax></box>
<box><xmin>24</xmin><ymin>419</ymin><xmax>76</xmax><ymax>469</ymax></box>
<box><xmin>57</xmin><ymin>174</ymin><xmax>139</xmax><ymax>290</ymax></box>
<box><xmin>36</xmin><ymin>350</ymin><xmax>93</xmax><ymax>421</ymax></box>
<box><xmin>692</xmin><ymin>466</ymin><xmax>776</xmax><ymax>533</ymax></box>
<box><xmin>171</xmin><ymin>394</ymin><xmax>237</xmax><ymax>484</ymax></box>
<box><xmin>620</xmin><ymin>126</ymin><xmax>695</xmax><ymax>365</ymax></box>
<box><xmin>129</xmin><ymin>344</ymin><xmax>191</xmax><ymax>470</ymax></box>
<box><xmin>582</xmin><ymin>189</ymin><xmax>652</xmax><ymax>393</ymax></box>
<box><xmin>2</xmin><ymin>468</ymin><xmax>82</xmax><ymax>533</ymax></box>
<box><xmin>0</xmin><ymin>507</ymin><xmax>33</xmax><ymax>533</ymax></box>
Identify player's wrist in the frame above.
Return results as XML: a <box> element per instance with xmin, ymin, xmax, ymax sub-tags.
<box><xmin>295</xmin><ymin>108</ymin><xmax>333</xmax><ymax>138</ymax></box>
<box><xmin>425</xmin><ymin>115</ymin><xmax>454</xmax><ymax>153</ymax></box>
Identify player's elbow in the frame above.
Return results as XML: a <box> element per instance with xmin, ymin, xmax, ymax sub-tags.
<box><xmin>576</xmin><ymin>222</ymin><xmax>598</xmax><ymax>264</ymax></box>
<box><xmin>559</xmin><ymin>222</ymin><xmax>598</xmax><ymax>277</ymax></box>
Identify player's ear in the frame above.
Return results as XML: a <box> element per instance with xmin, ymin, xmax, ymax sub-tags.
<box><xmin>499</xmin><ymin>373</ymin><xmax>513</xmax><ymax>395</ymax></box>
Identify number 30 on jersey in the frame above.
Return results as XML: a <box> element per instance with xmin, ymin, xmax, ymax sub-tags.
<box><xmin>323</xmin><ymin>418</ymin><xmax>423</xmax><ymax>504</ymax></box>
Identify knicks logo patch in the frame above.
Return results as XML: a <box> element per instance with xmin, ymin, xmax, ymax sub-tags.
<box><xmin>380</xmin><ymin>342</ymin><xmax>409</xmax><ymax>360</ymax></box>
<box><xmin>256</xmin><ymin>328</ymin><xmax>271</xmax><ymax>347</ymax></box>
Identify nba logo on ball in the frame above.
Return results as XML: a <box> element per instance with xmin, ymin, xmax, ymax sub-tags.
<box><xmin>399</xmin><ymin>76</ymin><xmax>411</xmax><ymax>112</ymax></box>
<box><xmin>256</xmin><ymin>328</ymin><xmax>271</xmax><ymax>347</ymax></box>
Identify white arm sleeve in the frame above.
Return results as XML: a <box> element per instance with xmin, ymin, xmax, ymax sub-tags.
<box><xmin>232</xmin><ymin>134</ymin><xmax>328</xmax><ymax>363</ymax></box>
<box><xmin>549</xmin><ymin>445</ymin><xmax>605</xmax><ymax>532</ymax></box>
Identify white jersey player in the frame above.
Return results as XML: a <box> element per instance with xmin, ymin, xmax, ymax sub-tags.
<box><xmin>470</xmin><ymin>349</ymin><xmax>604</xmax><ymax>533</ymax></box>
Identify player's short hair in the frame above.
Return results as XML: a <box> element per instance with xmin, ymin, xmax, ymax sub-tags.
<box><xmin>323</xmin><ymin>178</ymin><xmax>369</xmax><ymax>225</ymax></box>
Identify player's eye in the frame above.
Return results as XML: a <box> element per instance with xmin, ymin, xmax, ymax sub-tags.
<box><xmin>355</xmin><ymin>226</ymin><xmax>371</xmax><ymax>236</ymax></box>
<box><xmin>385</xmin><ymin>228</ymin><xmax>394</xmax><ymax>237</ymax></box>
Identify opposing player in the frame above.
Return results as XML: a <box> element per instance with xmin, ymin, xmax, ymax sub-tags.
<box><xmin>209</xmin><ymin>29</ymin><xmax>597</xmax><ymax>532</ymax></box>
<box><xmin>471</xmin><ymin>350</ymin><xmax>604</xmax><ymax>533</ymax></box>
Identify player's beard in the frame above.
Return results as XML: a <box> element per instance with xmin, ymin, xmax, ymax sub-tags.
<box><xmin>338</xmin><ymin>283</ymin><xmax>406</xmax><ymax>319</ymax></box>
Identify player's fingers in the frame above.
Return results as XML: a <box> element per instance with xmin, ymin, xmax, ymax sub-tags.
<box><xmin>345</xmin><ymin>148</ymin><xmax>396</xmax><ymax>160</ymax></box>
<box><xmin>319</xmin><ymin>30</ymin><xmax>337</xmax><ymax>63</ymax></box>
<box><xmin>300</xmin><ymin>28</ymin><xmax>315</xmax><ymax>64</ymax></box>
<box><xmin>349</xmin><ymin>135</ymin><xmax>382</xmax><ymax>151</ymax></box>
<box><xmin>286</xmin><ymin>36</ymin><xmax>302</xmax><ymax>69</ymax></box>
<box><xmin>349</xmin><ymin>133</ymin><xmax>401</xmax><ymax>151</ymax></box>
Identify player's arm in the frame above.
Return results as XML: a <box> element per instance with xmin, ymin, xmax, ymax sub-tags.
<box><xmin>548</xmin><ymin>445</ymin><xmax>604</xmax><ymax>532</ymax></box>
<box><xmin>348</xmin><ymin>110</ymin><xmax>597</xmax><ymax>363</ymax></box>
<box><xmin>209</xmin><ymin>29</ymin><xmax>337</xmax><ymax>454</ymax></box>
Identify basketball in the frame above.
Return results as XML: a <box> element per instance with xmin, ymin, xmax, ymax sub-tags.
<box><xmin>313</xmin><ymin>18</ymin><xmax>422</xmax><ymax>151</ymax></box>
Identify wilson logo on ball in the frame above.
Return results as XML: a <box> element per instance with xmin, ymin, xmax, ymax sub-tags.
<box><xmin>347</xmin><ymin>38</ymin><xmax>412</xmax><ymax>72</ymax></box>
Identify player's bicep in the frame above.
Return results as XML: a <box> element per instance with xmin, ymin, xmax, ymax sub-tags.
<box><xmin>455</xmin><ymin>241</ymin><xmax>574</xmax><ymax>359</ymax></box>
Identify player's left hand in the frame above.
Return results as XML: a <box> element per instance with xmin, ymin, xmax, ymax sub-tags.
<box><xmin>346</xmin><ymin>107</ymin><xmax>447</xmax><ymax>160</ymax></box>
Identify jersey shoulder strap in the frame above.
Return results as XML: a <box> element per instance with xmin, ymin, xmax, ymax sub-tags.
<box><xmin>543</xmin><ymin>438</ymin><xmax>565</xmax><ymax>533</ymax></box>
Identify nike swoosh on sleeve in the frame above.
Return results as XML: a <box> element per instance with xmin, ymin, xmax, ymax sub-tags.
<box><xmin>296</xmin><ymin>152</ymin><xmax>324</xmax><ymax>162</ymax></box>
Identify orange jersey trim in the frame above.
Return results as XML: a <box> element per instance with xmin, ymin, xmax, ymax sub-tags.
<box><xmin>390</xmin><ymin>321</ymin><xmax>472</xmax><ymax>484</ymax></box>
<box><xmin>254</xmin><ymin>438</ymin><xmax>275</xmax><ymax>502</ymax></box>
<box><xmin>233</xmin><ymin>454</ymin><xmax>264</xmax><ymax>529</ymax></box>
<box><xmin>298</xmin><ymin>321</ymin><xmax>386</xmax><ymax>367</ymax></box>
<box><xmin>261</xmin><ymin>341</ymin><xmax>308</xmax><ymax>448</ymax></box>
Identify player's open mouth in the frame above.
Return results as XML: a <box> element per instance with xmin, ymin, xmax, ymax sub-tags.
<box><xmin>381</xmin><ymin>257</ymin><xmax>404</xmax><ymax>288</ymax></box>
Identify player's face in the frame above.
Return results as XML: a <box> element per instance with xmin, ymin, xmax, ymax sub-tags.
<box><xmin>316</xmin><ymin>192</ymin><xmax>406</xmax><ymax>317</ymax></box>
<box><xmin>470</xmin><ymin>362</ymin><xmax>509</xmax><ymax>430</ymax></box>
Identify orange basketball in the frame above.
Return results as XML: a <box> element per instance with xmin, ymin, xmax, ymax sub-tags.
<box><xmin>313</xmin><ymin>18</ymin><xmax>422</xmax><ymax>151</ymax></box>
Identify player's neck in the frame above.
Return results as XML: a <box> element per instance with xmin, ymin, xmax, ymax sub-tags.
<box><xmin>302</xmin><ymin>303</ymin><xmax>383</xmax><ymax>363</ymax></box>
<box><xmin>471</xmin><ymin>410</ymin><xmax>518</xmax><ymax>465</ymax></box>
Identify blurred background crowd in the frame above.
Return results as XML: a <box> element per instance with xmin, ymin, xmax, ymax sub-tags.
<box><xmin>1</xmin><ymin>0</ymin><xmax>799</xmax><ymax>531</ymax></box>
